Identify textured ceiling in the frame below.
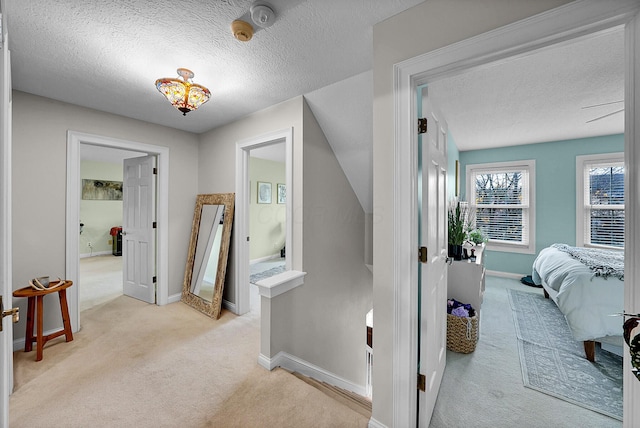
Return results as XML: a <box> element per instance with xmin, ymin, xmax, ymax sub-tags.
<box><xmin>6</xmin><ymin>2</ymin><xmax>626</xmax><ymax>215</ymax></box>
<box><xmin>6</xmin><ymin>0</ymin><xmax>423</xmax><ymax>134</ymax></box>
<box><xmin>428</xmin><ymin>28</ymin><xmax>625</xmax><ymax>151</ymax></box>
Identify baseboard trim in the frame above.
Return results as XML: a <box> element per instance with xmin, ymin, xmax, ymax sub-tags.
<box><xmin>258</xmin><ymin>351</ymin><xmax>367</xmax><ymax>397</ymax></box>
<box><xmin>167</xmin><ymin>293</ymin><xmax>182</xmax><ymax>304</ymax></box>
<box><xmin>250</xmin><ymin>253</ymin><xmax>281</xmax><ymax>265</ymax></box>
<box><xmin>368</xmin><ymin>417</ymin><xmax>387</xmax><ymax>428</ymax></box>
<box><xmin>80</xmin><ymin>251</ymin><xmax>113</xmax><ymax>258</ymax></box>
<box><xmin>486</xmin><ymin>270</ymin><xmax>525</xmax><ymax>280</ymax></box>
<box><xmin>222</xmin><ymin>299</ymin><xmax>236</xmax><ymax>313</ymax></box>
<box><xmin>13</xmin><ymin>327</ymin><xmax>63</xmax><ymax>352</ymax></box>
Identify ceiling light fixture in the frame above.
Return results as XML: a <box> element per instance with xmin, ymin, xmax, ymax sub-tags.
<box><xmin>155</xmin><ymin>68</ymin><xmax>211</xmax><ymax>116</ymax></box>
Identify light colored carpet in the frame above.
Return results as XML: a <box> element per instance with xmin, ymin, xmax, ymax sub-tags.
<box><xmin>79</xmin><ymin>255</ymin><xmax>123</xmax><ymax>312</ymax></box>
<box><xmin>509</xmin><ymin>289</ymin><xmax>622</xmax><ymax>420</ymax></box>
<box><xmin>10</xmin><ymin>274</ymin><xmax>623</xmax><ymax>427</ymax></box>
<box><xmin>430</xmin><ymin>276</ymin><xmax>621</xmax><ymax>428</ymax></box>
<box><xmin>10</xmin><ymin>294</ymin><xmax>367</xmax><ymax>427</ymax></box>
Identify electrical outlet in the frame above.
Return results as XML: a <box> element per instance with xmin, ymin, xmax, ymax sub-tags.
<box><xmin>87</xmin><ymin>242</ymin><xmax>92</xmax><ymax>248</ymax></box>
<box><xmin>108</xmin><ymin>239</ymin><xmax>112</xmax><ymax>245</ymax></box>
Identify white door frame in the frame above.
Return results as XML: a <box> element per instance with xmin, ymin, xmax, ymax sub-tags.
<box><xmin>233</xmin><ymin>128</ymin><xmax>292</xmax><ymax>315</ymax></box>
<box><xmin>0</xmin><ymin>0</ymin><xmax>11</xmax><ymax>424</ymax></box>
<box><xmin>391</xmin><ymin>1</ymin><xmax>640</xmax><ymax>426</ymax></box>
<box><xmin>66</xmin><ymin>131</ymin><xmax>170</xmax><ymax>332</ymax></box>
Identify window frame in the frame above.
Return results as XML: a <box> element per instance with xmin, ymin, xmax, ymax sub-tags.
<box><xmin>466</xmin><ymin>160</ymin><xmax>536</xmax><ymax>254</ymax></box>
<box><xmin>575</xmin><ymin>152</ymin><xmax>625</xmax><ymax>249</ymax></box>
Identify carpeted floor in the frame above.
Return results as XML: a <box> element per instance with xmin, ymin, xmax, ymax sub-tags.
<box><xmin>10</xmin><ymin>274</ymin><xmax>624</xmax><ymax>427</ymax></box>
<box><xmin>508</xmin><ymin>289</ymin><xmax>623</xmax><ymax>420</ymax></box>
<box><xmin>430</xmin><ymin>276</ymin><xmax>621</xmax><ymax>428</ymax></box>
<box><xmin>79</xmin><ymin>255</ymin><xmax>123</xmax><ymax>312</ymax></box>
<box><xmin>10</xmin><ymin>295</ymin><xmax>367</xmax><ymax>427</ymax></box>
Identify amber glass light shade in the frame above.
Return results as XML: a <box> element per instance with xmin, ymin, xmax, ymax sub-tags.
<box><xmin>155</xmin><ymin>68</ymin><xmax>210</xmax><ymax>116</ymax></box>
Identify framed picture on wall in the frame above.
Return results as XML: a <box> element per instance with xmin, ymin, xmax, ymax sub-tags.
<box><xmin>81</xmin><ymin>179</ymin><xmax>123</xmax><ymax>200</ymax></box>
<box><xmin>277</xmin><ymin>183</ymin><xmax>286</xmax><ymax>204</ymax></box>
<box><xmin>257</xmin><ymin>181</ymin><xmax>272</xmax><ymax>204</ymax></box>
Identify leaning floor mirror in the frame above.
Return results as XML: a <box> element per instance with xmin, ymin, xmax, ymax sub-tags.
<box><xmin>182</xmin><ymin>193</ymin><xmax>234</xmax><ymax>319</ymax></box>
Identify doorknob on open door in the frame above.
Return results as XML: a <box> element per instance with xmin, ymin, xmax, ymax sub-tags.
<box><xmin>0</xmin><ymin>295</ymin><xmax>20</xmax><ymax>331</ymax></box>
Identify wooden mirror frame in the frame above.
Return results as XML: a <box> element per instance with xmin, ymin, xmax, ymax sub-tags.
<box><xmin>181</xmin><ymin>193</ymin><xmax>235</xmax><ymax>318</ymax></box>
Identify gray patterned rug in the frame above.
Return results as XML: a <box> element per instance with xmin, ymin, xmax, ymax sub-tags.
<box><xmin>250</xmin><ymin>265</ymin><xmax>286</xmax><ymax>284</ymax></box>
<box><xmin>508</xmin><ymin>289</ymin><xmax>623</xmax><ymax>420</ymax></box>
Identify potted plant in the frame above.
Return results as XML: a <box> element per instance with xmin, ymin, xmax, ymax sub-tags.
<box><xmin>468</xmin><ymin>229</ymin><xmax>487</xmax><ymax>246</ymax></box>
<box><xmin>448</xmin><ymin>200</ymin><xmax>469</xmax><ymax>260</ymax></box>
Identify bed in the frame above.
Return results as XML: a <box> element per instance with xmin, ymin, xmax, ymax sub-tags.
<box><xmin>531</xmin><ymin>243</ymin><xmax>624</xmax><ymax>362</ymax></box>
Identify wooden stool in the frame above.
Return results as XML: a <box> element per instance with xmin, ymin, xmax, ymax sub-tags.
<box><xmin>13</xmin><ymin>280</ymin><xmax>74</xmax><ymax>361</ymax></box>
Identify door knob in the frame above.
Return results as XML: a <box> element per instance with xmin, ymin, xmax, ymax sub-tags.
<box><xmin>0</xmin><ymin>295</ymin><xmax>20</xmax><ymax>331</ymax></box>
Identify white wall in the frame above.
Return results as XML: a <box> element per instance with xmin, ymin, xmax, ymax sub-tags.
<box><xmin>11</xmin><ymin>90</ymin><xmax>199</xmax><ymax>336</ymax></box>
<box><xmin>80</xmin><ymin>160</ymin><xmax>123</xmax><ymax>256</ymax></box>
<box><xmin>371</xmin><ymin>0</ymin><xmax>573</xmax><ymax>425</ymax></box>
<box><xmin>249</xmin><ymin>157</ymin><xmax>286</xmax><ymax>260</ymax></box>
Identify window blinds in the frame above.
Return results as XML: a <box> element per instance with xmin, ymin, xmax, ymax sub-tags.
<box><xmin>584</xmin><ymin>162</ymin><xmax>624</xmax><ymax>248</ymax></box>
<box><xmin>473</xmin><ymin>167</ymin><xmax>529</xmax><ymax>245</ymax></box>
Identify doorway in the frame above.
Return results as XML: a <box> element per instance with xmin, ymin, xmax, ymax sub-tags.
<box><xmin>234</xmin><ymin>128</ymin><xmax>293</xmax><ymax>316</ymax></box>
<box><xmin>389</xmin><ymin>2</ymin><xmax>640</xmax><ymax>426</ymax></box>
<box><xmin>78</xmin><ymin>144</ymin><xmax>147</xmax><ymax>311</ymax></box>
<box><xmin>65</xmin><ymin>131</ymin><xmax>170</xmax><ymax>332</ymax></box>
<box><xmin>247</xmin><ymin>143</ymin><xmax>287</xmax><ymax>312</ymax></box>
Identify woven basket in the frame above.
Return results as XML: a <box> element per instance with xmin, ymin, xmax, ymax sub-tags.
<box><xmin>446</xmin><ymin>313</ymin><xmax>478</xmax><ymax>353</ymax></box>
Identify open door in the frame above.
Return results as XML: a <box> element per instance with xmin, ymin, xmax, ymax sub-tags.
<box><xmin>0</xmin><ymin>2</ymin><xmax>11</xmax><ymax>424</ymax></box>
<box><xmin>417</xmin><ymin>86</ymin><xmax>448</xmax><ymax>425</ymax></box>
<box><xmin>122</xmin><ymin>155</ymin><xmax>156</xmax><ymax>303</ymax></box>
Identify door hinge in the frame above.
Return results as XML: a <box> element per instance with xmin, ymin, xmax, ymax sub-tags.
<box><xmin>153</xmin><ymin>167</ymin><xmax>157</xmax><ymax>174</ymax></box>
<box><xmin>153</xmin><ymin>276</ymin><xmax>157</xmax><ymax>283</ymax></box>
<box><xmin>418</xmin><ymin>118</ymin><xmax>428</xmax><ymax>134</ymax></box>
<box><xmin>417</xmin><ymin>373</ymin><xmax>426</xmax><ymax>392</ymax></box>
<box><xmin>418</xmin><ymin>246</ymin><xmax>428</xmax><ymax>263</ymax></box>
<box><xmin>153</xmin><ymin>221</ymin><xmax>157</xmax><ymax>228</ymax></box>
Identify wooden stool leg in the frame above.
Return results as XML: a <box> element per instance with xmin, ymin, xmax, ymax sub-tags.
<box><xmin>36</xmin><ymin>295</ymin><xmax>44</xmax><ymax>362</ymax></box>
<box><xmin>58</xmin><ymin>289</ymin><xmax>73</xmax><ymax>342</ymax></box>
<box><xmin>24</xmin><ymin>296</ymin><xmax>35</xmax><ymax>352</ymax></box>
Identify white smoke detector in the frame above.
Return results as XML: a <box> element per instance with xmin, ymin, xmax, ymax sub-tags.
<box><xmin>250</xmin><ymin>4</ymin><xmax>275</xmax><ymax>28</ymax></box>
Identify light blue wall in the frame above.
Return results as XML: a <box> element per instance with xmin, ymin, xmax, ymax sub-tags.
<box><xmin>459</xmin><ymin>134</ymin><xmax>624</xmax><ymax>275</ymax></box>
<box><xmin>447</xmin><ymin>131</ymin><xmax>459</xmax><ymax>201</ymax></box>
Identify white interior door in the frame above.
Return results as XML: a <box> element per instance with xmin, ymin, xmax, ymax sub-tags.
<box><xmin>123</xmin><ymin>155</ymin><xmax>156</xmax><ymax>303</ymax></box>
<box><xmin>418</xmin><ymin>87</ymin><xmax>448</xmax><ymax>425</ymax></box>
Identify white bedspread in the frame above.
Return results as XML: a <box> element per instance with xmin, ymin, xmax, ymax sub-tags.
<box><xmin>532</xmin><ymin>246</ymin><xmax>623</xmax><ymax>341</ymax></box>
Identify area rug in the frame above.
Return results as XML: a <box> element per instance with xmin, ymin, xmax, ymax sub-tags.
<box><xmin>507</xmin><ymin>289</ymin><xmax>623</xmax><ymax>420</ymax></box>
<box><xmin>250</xmin><ymin>265</ymin><xmax>286</xmax><ymax>284</ymax></box>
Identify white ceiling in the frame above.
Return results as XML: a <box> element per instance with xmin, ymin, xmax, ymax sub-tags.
<box><xmin>5</xmin><ymin>2</ymin><xmax>626</xmax><ymax>215</ymax></box>
<box><xmin>428</xmin><ymin>27</ymin><xmax>625</xmax><ymax>151</ymax></box>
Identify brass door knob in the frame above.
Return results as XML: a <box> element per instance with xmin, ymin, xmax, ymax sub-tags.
<box><xmin>0</xmin><ymin>295</ymin><xmax>19</xmax><ymax>331</ymax></box>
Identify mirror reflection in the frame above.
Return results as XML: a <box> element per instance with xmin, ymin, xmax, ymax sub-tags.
<box><xmin>182</xmin><ymin>193</ymin><xmax>234</xmax><ymax>319</ymax></box>
<box><xmin>190</xmin><ymin>204</ymin><xmax>224</xmax><ymax>302</ymax></box>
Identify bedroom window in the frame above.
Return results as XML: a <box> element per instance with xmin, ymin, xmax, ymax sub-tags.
<box><xmin>467</xmin><ymin>160</ymin><xmax>535</xmax><ymax>254</ymax></box>
<box><xmin>576</xmin><ymin>153</ymin><xmax>625</xmax><ymax>249</ymax></box>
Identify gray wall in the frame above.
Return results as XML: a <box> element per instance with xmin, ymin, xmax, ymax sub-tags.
<box><xmin>198</xmin><ymin>97</ymin><xmax>304</xmax><ymax>304</ymax></box>
<box><xmin>270</xmin><ymin>100</ymin><xmax>372</xmax><ymax>386</ymax></box>
<box><xmin>198</xmin><ymin>95</ymin><xmax>372</xmax><ymax>388</ymax></box>
<box><xmin>11</xmin><ymin>90</ymin><xmax>199</xmax><ymax>336</ymax></box>
<box><xmin>371</xmin><ymin>0</ymin><xmax>573</xmax><ymax>424</ymax></box>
